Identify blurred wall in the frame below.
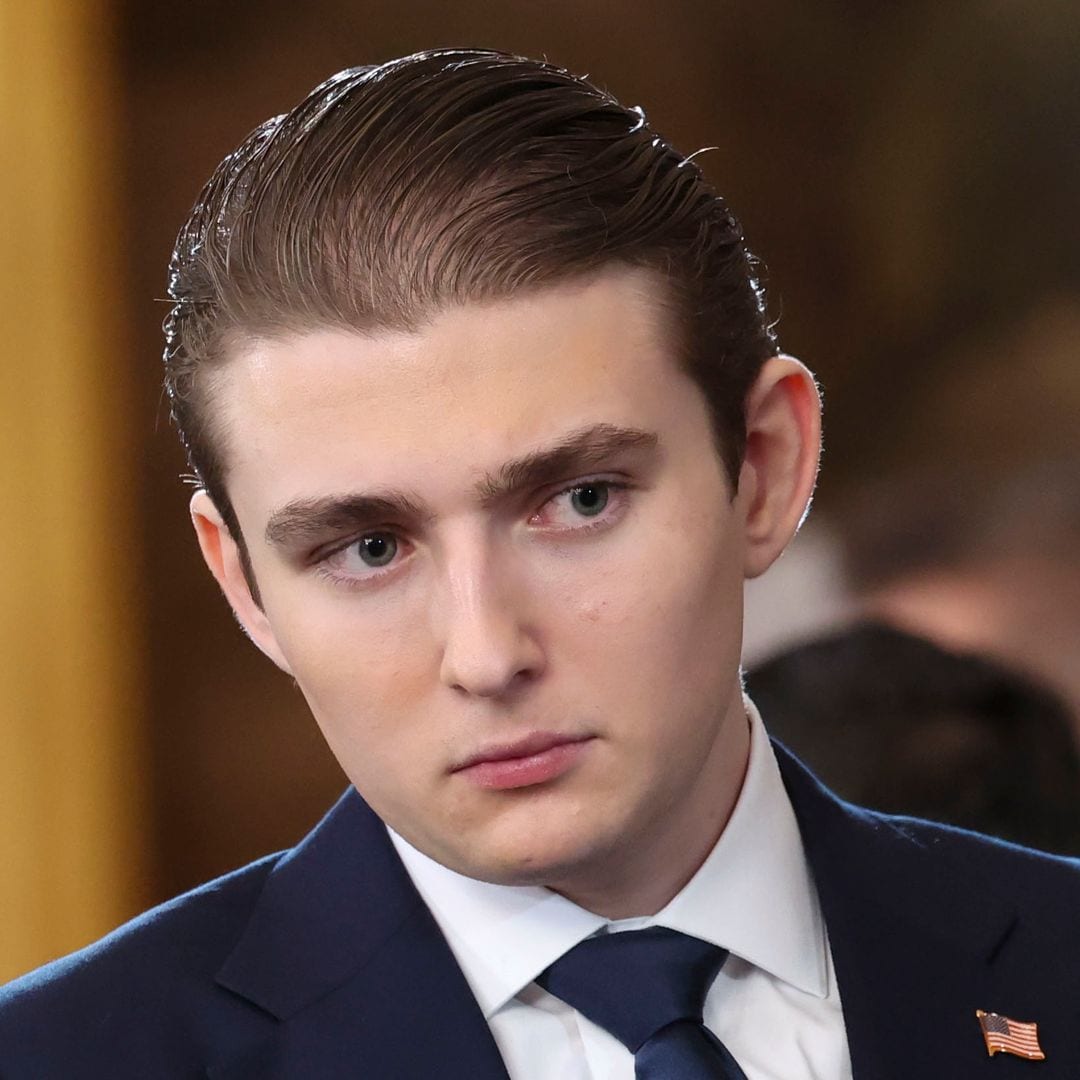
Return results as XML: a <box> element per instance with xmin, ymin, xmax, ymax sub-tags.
<box><xmin>0</xmin><ymin>2</ymin><xmax>148</xmax><ymax>981</ymax></box>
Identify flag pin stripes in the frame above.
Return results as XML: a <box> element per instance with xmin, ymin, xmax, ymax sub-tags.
<box><xmin>976</xmin><ymin>1010</ymin><xmax>1046</xmax><ymax>1061</ymax></box>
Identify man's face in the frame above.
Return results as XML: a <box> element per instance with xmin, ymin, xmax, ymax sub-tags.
<box><xmin>208</xmin><ymin>267</ymin><xmax>759</xmax><ymax>907</ymax></box>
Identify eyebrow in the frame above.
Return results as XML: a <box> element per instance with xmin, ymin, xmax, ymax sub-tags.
<box><xmin>263</xmin><ymin>423</ymin><xmax>659</xmax><ymax>549</ymax></box>
<box><xmin>265</xmin><ymin>492</ymin><xmax>427</xmax><ymax>549</ymax></box>
<box><xmin>474</xmin><ymin>423</ymin><xmax>659</xmax><ymax>506</ymax></box>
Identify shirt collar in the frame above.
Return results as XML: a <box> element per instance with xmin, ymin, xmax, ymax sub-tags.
<box><xmin>648</xmin><ymin>698</ymin><xmax>829</xmax><ymax>999</ymax></box>
<box><xmin>389</xmin><ymin>699</ymin><xmax>828</xmax><ymax>1018</ymax></box>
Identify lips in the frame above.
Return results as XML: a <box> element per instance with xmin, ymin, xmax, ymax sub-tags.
<box><xmin>453</xmin><ymin>732</ymin><xmax>595</xmax><ymax>790</ymax></box>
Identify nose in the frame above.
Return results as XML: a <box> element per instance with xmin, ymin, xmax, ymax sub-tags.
<box><xmin>436</xmin><ymin>548</ymin><xmax>544</xmax><ymax>699</ymax></box>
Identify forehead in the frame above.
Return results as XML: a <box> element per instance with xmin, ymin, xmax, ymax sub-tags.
<box><xmin>211</xmin><ymin>268</ymin><xmax>703</xmax><ymax>510</ymax></box>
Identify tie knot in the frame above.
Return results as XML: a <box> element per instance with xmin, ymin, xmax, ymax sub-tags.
<box><xmin>536</xmin><ymin>927</ymin><xmax>728</xmax><ymax>1052</ymax></box>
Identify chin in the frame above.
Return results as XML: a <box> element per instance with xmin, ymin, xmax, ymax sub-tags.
<box><xmin>447</xmin><ymin>827</ymin><xmax>620</xmax><ymax>890</ymax></box>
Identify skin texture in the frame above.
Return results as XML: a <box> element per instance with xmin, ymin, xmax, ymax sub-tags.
<box><xmin>193</xmin><ymin>266</ymin><xmax>821</xmax><ymax>918</ymax></box>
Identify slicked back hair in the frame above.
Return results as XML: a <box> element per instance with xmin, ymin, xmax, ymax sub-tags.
<box><xmin>164</xmin><ymin>49</ymin><xmax>778</xmax><ymax>569</ymax></box>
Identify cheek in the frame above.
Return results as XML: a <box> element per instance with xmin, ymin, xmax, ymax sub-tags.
<box><xmin>260</xmin><ymin>585</ymin><xmax>437</xmax><ymax>743</ymax></box>
<box><xmin>555</xmin><ymin>517</ymin><xmax>743</xmax><ymax>704</ymax></box>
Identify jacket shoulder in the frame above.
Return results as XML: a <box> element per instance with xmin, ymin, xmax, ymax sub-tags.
<box><xmin>874</xmin><ymin>808</ymin><xmax>1080</xmax><ymax>910</ymax></box>
<box><xmin>776</xmin><ymin>737</ymin><xmax>1080</xmax><ymax>939</ymax></box>
<box><xmin>0</xmin><ymin>853</ymin><xmax>282</xmax><ymax>1077</ymax></box>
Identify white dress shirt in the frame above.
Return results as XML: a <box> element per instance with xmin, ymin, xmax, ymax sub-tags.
<box><xmin>390</xmin><ymin>702</ymin><xmax>853</xmax><ymax>1079</ymax></box>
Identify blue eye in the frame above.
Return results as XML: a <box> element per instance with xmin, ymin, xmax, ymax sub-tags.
<box><xmin>357</xmin><ymin>533</ymin><xmax>397</xmax><ymax>567</ymax></box>
<box><xmin>569</xmin><ymin>483</ymin><xmax>609</xmax><ymax>517</ymax></box>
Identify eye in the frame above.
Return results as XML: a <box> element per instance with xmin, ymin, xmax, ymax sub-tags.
<box><xmin>355</xmin><ymin>532</ymin><xmax>398</xmax><ymax>567</ymax></box>
<box><xmin>568</xmin><ymin>483</ymin><xmax>609</xmax><ymax>517</ymax></box>
<box><xmin>530</xmin><ymin>479</ymin><xmax>627</xmax><ymax>531</ymax></box>
<box><xmin>317</xmin><ymin>530</ymin><xmax>407</xmax><ymax>586</ymax></box>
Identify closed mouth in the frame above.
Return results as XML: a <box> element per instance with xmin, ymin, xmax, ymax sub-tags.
<box><xmin>453</xmin><ymin>732</ymin><xmax>593</xmax><ymax>772</ymax></box>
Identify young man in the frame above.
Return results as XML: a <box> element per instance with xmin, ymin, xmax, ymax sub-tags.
<box><xmin>3</xmin><ymin>49</ymin><xmax>1079</xmax><ymax>1079</ymax></box>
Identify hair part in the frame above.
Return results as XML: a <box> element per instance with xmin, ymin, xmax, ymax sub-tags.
<box><xmin>164</xmin><ymin>49</ymin><xmax>778</xmax><ymax>595</ymax></box>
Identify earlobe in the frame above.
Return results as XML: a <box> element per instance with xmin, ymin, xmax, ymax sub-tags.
<box><xmin>189</xmin><ymin>490</ymin><xmax>294</xmax><ymax>674</ymax></box>
<box><xmin>737</xmin><ymin>356</ymin><xmax>822</xmax><ymax>579</ymax></box>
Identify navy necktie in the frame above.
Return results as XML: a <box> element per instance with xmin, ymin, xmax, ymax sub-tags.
<box><xmin>536</xmin><ymin>926</ymin><xmax>748</xmax><ymax>1079</ymax></box>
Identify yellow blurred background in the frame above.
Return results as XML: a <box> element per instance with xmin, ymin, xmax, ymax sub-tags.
<box><xmin>3</xmin><ymin>0</ymin><xmax>1079</xmax><ymax>981</ymax></box>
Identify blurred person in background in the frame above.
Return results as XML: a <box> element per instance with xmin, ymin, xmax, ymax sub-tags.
<box><xmin>746</xmin><ymin>621</ymin><xmax>1080</xmax><ymax>854</ymax></box>
<box><xmin>821</xmin><ymin>3</ymin><xmax>1080</xmax><ymax>752</ymax></box>
<box><xmin>4</xmin><ymin>48</ymin><xmax>1080</xmax><ymax>1079</ymax></box>
<box><xmin>842</xmin><ymin>448</ymin><xmax>1080</xmax><ymax>748</ymax></box>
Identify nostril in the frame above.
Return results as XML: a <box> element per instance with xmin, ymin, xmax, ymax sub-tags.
<box><xmin>444</xmin><ymin>657</ymin><xmax>540</xmax><ymax>699</ymax></box>
<box><xmin>439</xmin><ymin>625</ymin><xmax>545</xmax><ymax>698</ymax></box>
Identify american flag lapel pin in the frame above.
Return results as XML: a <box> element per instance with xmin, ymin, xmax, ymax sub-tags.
<box><xmin>976</xmin><ymin>1009</ymin><xmax>1046</xmax><ymax>1060</ymax></box>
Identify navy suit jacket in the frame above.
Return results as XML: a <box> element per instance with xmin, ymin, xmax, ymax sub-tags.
<box><xmin>3</xmin><ymin>742</ymin><xmax>1080</xmax><ymax>1078</ymax></box>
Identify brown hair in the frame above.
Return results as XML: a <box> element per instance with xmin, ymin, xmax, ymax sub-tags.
<box><xmin>164</xmin><ymin>48</ymin><xmax>777</xmax><ymax>569</ymax></box>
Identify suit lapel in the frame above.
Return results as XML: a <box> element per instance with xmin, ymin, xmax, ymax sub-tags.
<box><xmin>207</xmin><ymin>788</ymin><xmax>510</xmax><ymax>1080</ymax></box>
<box><xmin>775</xmin><ymin>740</ymin><xmax>1080</xmax><ymax>1078</ymax></box>
<box><xmin>204</xmin><ymin>744</ymin><xmax>1079</xmax><ymax>1077</ymax></box>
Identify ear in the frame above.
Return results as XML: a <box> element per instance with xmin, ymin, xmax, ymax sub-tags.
<box><xmin>189</xmin><ymin>489</ymin><xmax>294</xmax><ymax>674</ymax></box>
<box><xmin>736</xmin><ymin>356</ymin><xmax>822</xmax><ymax>579</ymax></box>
